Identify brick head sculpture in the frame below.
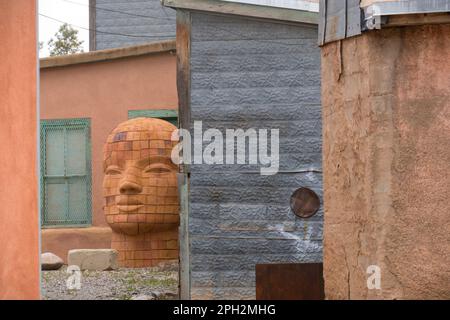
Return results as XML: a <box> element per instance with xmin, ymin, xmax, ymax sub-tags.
<box><xmin>103</xmin><ymin>118</ymin><xmax>179</xmax><ymax>267</ymax></box>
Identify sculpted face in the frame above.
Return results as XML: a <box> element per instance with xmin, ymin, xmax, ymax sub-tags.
<box><xmin>103</xmin><ymin>118</ymin><xmax>179</xmax><ymax>236</ymax></box>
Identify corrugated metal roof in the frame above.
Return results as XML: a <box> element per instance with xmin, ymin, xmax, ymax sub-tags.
<box><xmin>364</xmin><ymin>0</ymin><xmax>450</xmax><ymax>29</ymax></box>
<box><xmin>319</xmin><ymin>0</ymin><xmax>450</xmax><ymax>45</ymax></box>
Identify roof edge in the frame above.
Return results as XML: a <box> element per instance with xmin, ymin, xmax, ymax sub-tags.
<box><xmin>40</xmin><ymin>39</ymin><xmax>176</xmax><ymax>69</ymax></box>
<box><xmin>162</xmin><ymin>0</ymin><xmax>319</xmax><ymax>25</ymax></box>
<box><xmin>364</xmin><ymin>0</ymin><xmax>450</xmax><ymax>30</ymax></box>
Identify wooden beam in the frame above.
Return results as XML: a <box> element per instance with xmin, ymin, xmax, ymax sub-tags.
<box><xmin>89</xmin><ymin>0</ymin><xmax>96</xmax><ymax>51</ymax></box>
<box><xmin>178</xmin><ymin>172</ymin><xmax>191</xmax><ymax>300</ymax></box>
<box><xmin>163</xmin><ymin>0</ymin><xmax>319</xmax><ymax>25</ymax></box>
<box><xmin>385</xmin><ymin>13</ymin><xmax>450</xmax><ymax>27</ymax></box>
<box><xmin>40</xmin><ymin>40</ymin><xmax>176</xmax><ymax>69</ymax></box>
<box><xmin>176</xmin><ymin>10</ymin><xmax>192</xmax><ymax>136</ymax></box>
<box><xmin>176</xmin><ymin>9</ymin><xmax>192</xmax><ymax>301</ymax></box>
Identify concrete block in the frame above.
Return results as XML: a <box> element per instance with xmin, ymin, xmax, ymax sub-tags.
<box><xmin>68</xmin><ymin>249</ymin><xmax>118</xmax><ymax>271</ymax></box>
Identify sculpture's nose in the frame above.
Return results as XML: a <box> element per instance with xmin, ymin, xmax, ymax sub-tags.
<box><xmin>119</xmin><ymin>173</ymin><xmax>142</xmax><ymax>194</ymax></box>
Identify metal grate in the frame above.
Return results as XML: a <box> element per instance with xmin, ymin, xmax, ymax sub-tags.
<box><xmin>128</xmin><ymin>109</ymin><xmax>178</xmax><ymax>126</ymax></box>
<box><xmin>40</xmin><ymin>118</ymin><xmax>92</xmax><ymax>227</ymax></box>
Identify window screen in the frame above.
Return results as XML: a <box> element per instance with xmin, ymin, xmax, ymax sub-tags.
<box><xmin>40</xmin><ymin>118</ymin><xmax>92</xmax><ymax>227</ymax></box>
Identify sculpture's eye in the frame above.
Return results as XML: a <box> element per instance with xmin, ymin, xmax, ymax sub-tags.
<box><xmin>144</xmin><ymin>164</ymin><xmax>172</xmax><ymax>174</ymax></box>
<box><xmin>105</xmin><ymin>166</ymin><xmax>122</xmax><ymax>175</ymax></box>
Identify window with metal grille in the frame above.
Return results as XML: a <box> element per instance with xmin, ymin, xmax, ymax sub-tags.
<box><xmin>40</xmin><ymin>118</ymin><xmax>92</xmax><ymax>227</ymax></box>
<box><xmin>128</xmin><ymin>109</ymin><xmax>178</xmax><ymax>126</ymax></box>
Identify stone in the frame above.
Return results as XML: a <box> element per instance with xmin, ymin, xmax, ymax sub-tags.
<box><xmin>130</xmin><ymin>294</ymin><xmax>155</xmax><ymax>300</ymax></box>
<box><xmin>41</xmin><ymin>252</ymin><xmax>64</xmax><ymax>270</ymax></box>
<box><xmin>151</xmin><ymin>260</ymin><xmax>179</xmax><ymax>272</ymax></box>
<box><xmin>68</xmin><ymin>249</ymin><xmax>118</xmax><ymax>271</ymax></box>
<box><xmin>162</xmin><ymin>290</ymin><xmax>179</xmax><ymax>299</ymax></box>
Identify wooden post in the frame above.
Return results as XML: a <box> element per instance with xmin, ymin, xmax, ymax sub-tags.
<box><xmin>176</xmin><ymin>9</ymin><xmax>192</xmax><ymax>300</ymax></box>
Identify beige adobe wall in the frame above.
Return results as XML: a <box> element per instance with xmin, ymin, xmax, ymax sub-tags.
<box><xmin>321</xmin><ymin>24</ymin><xmax>450</xmax><ymax>299</ymax></box>
<box><xmin>41</xmin><ymin>228</ymin><xmax>112</xmax><ymax>263</ymax></box>
<box><xmin>0</xmin><ymin>0</ymin><xmax>40</xmax><ymax>299</ymax></box>
<box><xmin>40</xmin><ymin>50</ymin><xmax>177</xmax><ymax>260</ymax></box>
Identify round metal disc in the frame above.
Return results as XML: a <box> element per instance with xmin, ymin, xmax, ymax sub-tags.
<box><xmin>290</xmin><ymin>187</ymin><xmax>320</xmax><ymax>218</ymax></box>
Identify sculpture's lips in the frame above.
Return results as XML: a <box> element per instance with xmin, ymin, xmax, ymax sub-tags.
<box><xmin>115</xmin><ymin>198</ymin><xmax>143</xmax><ymax>212</ymax></box>
<box><xmin>116</xmin><ymin>197</ymin><xmax>143</xmax><ymax>205</ymax></box>
<box><xmin>116</xmin><ymin>204</ymin><xmax>144</xmax><ymax>212</ymax></box>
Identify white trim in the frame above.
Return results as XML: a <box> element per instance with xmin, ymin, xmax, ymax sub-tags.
<box><xmin>221</xmin><ymin>0</ymin><xmax>319</xmax><ymax>12</ymax></box>
<box><xmin>162</xmin><ymin>0</ymin><xmax>319</xmax><ymax>25</ymax></box>
<box><xmin>364</xmin><ymin>0</ymin><xmax>450</xmax><ymax>29</ymax></box>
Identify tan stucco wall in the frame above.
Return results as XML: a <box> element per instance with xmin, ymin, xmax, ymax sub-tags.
<box><xmin>41</xmin><ymin>228</ymin><xmax>112</xmax><ymax>263</ymax></box>
<box><xmin>40</xmin><ymin>50</ymin><xmax>177</xmax><ymax>258</ymax></box>
<box><xmin>0</xmin><ymin>0</ymin><xmax>40</xmax><ymax>299</ymax></box>
<box><xmin>322</xmin><ymin>24</ymin><xmax>450</xmax><ymax>299</ymax></box>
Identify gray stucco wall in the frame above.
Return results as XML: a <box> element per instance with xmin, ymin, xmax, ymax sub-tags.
<box><xmin>188</xmin><ymin>12</ymin><xmax>322</xmax><ymax>299</ymax></box>
<box><xmin>95</xmin><ymin>0</ymin><xmax>175</xmax><ymax>50</ymax></box>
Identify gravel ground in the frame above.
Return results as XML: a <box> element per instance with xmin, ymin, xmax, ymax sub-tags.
<box><xmin>42</xmin><ymin>266</ymin><xmax>179</xmax><ymax>300</ymax></box>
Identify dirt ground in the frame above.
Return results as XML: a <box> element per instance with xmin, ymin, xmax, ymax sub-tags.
<box><xmin>41</xmin><ymin>266</ymin><xmax>179</xmax><ymax>300</ymax></box>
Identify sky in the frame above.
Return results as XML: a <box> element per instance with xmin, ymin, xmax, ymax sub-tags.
<box><xmin>39</xmin><ymin>0</ymin><xmax>89</xmax><ymax>57</ymax></box>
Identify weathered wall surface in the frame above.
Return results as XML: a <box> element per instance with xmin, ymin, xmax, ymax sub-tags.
<box><xmin>95</xmin><ymin>0</ymin><xmax>175</xmax><ymax>50</ymax></box>
<box><xmin>322</xmin><ymin>24</ymin><xmax>450</xmax><ymax>299</ymax></box>
<box><xmin>189</xmin><ymin>12</ymin><xmax>322</xmax><ymax>299</ymax></box>
<box><xmin>0</xmin><ymin>0</ymin><xmax>40</xmax><ymax>299</ymax></box>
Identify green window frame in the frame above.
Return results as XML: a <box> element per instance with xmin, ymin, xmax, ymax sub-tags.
<box><xmin>128</xmin><ymin>109</ymin><xmax>178</xmax><ymax>126</ymax></box>
<box><xmin>40</xmin><ymin>118</ymin><xmax>92</xmax><ymax>227</ymax></box>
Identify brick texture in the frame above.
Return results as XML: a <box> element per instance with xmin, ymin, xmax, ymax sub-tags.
<box><xmin>103</xmin><ymin>117</ymin><xmax>179</xmax><ymax>267</ymax></box>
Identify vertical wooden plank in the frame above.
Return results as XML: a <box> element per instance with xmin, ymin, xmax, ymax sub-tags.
<box><xmin>176</xmin><ymin>9</ymin><xmax>192</xmax><ymax>300</ymax></box>
<box><xmin>318</xmin><ymin>0</ymin><xmax>327</xmax><ymax>45</ymax></box>
<box><xmin>176</xmin><ymin>10</ymin><xmax>191</xmax><ymax>137</ymax></box>
<box><xmin>320</xmin><ymin>0</ymin><xmax>362</xmax><ymax>45</ymax></box>
<box><xmin>178</xmin><ymin>172</ymin><xmax>191</xmax><ymax>300</ymax></box>
<box><xmin>89</xmin><ymin>0</ymin><xmax>96</xmax><ymax>51</ymax></box>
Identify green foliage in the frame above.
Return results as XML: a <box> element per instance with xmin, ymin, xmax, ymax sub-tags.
<box><xmin>48</xmin><ymin>23</ymin><xmax>84</xmax><ymax>56</ymax></box>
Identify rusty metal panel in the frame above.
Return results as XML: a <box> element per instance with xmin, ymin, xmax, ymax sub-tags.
<box><xmin>256</xmin><ymin>263</ymin><xmax>324</xmax><ymax>300</ymax></box>
<box><xmin>290</xmin><ymin>187</ymin><xmax>321</xmax><ymax>218</ymax></box>
<box><xmin>319</xmin><ymin>0</ymin><xmax>362</xmax><ymax>45</ymax></box>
